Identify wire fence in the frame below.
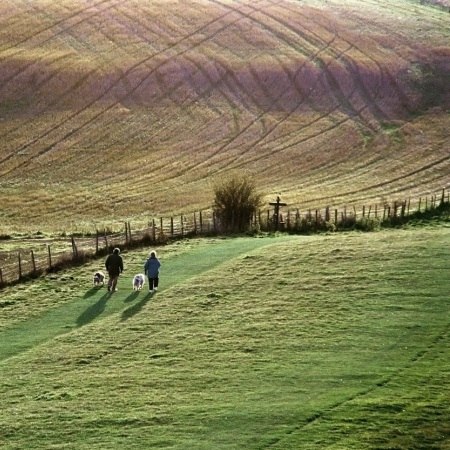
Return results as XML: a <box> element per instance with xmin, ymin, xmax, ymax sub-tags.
<box><xmin>0</xmin><ymin>188</ymin><xmax>448</xmax><ymax>289</ymax></box>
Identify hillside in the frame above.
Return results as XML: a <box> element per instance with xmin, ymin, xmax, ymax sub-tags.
<box><xmin>0</xmin><ymin>0</ymin><xmax>449</xmax><ymax>233</ymax></box>
<box><xmin>0</xmin><ymin>228</ymin><xmax>449</xmax><ymax>448</ymax></box>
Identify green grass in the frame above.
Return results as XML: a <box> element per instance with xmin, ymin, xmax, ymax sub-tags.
<box><xmin>0</xmin><ymin>228</ymin><xmax>449</xmax><ymax>449</ymax></box>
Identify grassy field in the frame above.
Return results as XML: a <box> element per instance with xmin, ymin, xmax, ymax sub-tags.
<box><xmin>0</xmin><ymin>0</ymin><xmax>449</xmax><ymax>446</ymax></box>
<box><xmin>0</xmin><ymin>225</ymin><xmax>449</xmax><ymax>449</ymax></box>
<box><xmin>0</xmin><ymin>0</ymin><xmax>449</xmax><ymax>233</ymax></box>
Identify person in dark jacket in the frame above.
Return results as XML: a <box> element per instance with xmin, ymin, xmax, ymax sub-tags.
<box><xmin>105</xmin><ymin>247</ymin><xmax>124</xmax><ymax>292</ymax></box>
<box><xmin>144</xmin><ymin>251</ymin><xmax>161</xmax><ymax>293</ymax></box>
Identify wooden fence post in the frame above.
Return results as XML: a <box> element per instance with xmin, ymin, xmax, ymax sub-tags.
<box><xmin>160</xmin><ymin>217</ymin><xmax>164</xmax><ymax>239</ymax></box>
<box><xmin>193</xmin><ymin>212</ymin><xmax>197</xmax><ymax>234</ymax></box>
<box><xmin>401</xmin><ymin>201</ymin><xmax>406</xmax><ymax>218</ymax></box>
<box><xmin>31</xmin><ymin>250</ymin><xmax>36</xmax><ymax>274</ymax></box>
<box><xmin>152</xmin><ymin>219</ymin><xmax>156</xmax><ymax>241</ymax></box>
<box><xmin>0</xmin><ymin>268</ymin><xmax>3</xmax><ymax>286</ymax></box>
<box><xmin>18</xmin><ymin>252</ymin><xmax>22</xmax><ymax>280</ymax></box>
<box><xmin>96</xmin><ymin>230</ymin><xmax>99</xmax><ymax>254</ymax></box>
<box><xmin>199</xmin><ymin>211</ymin><xmax>203</xmax><ymax>233</ymax></box>
<box><xmin>124</xmin><ymin>222</ymin><xmax>128</xmax><ymax>243</ymax></box>
<box><xmin>128</xmin><ymin>222</ymin><xmax>132</xmax><ymax>244</ymax></box>
<box><xmin>170</xmin><ymin>217</ymin><xmax>174</xmax><ymax>237</ymax></box>
<box><xmin>181</xmin><ymin>215</ymin><xmax>184</xmax><ymax>237</ymax></box>
<box><xmin>71</xmin><ymin>236</ymin><xmax>78</xmax><ymax>258</ymax></box>
<box><xmin>48</xmin><ymin>245</ymin><xmax>52</xmax><ymax>269</ymax></box>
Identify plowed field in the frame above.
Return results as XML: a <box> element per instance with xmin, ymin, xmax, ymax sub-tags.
<box><xmin>0</xmin><ymin>0</ymin><xmax>449</xmax><ymax>233</ymax></box>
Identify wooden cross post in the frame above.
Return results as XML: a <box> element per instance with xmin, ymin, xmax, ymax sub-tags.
<box><xmin>269</xmin><ymin>196</ymin><xmax>287</xmax><ymax>231</ymax></box>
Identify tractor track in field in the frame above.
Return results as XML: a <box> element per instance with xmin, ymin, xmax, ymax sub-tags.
<box><xmin>242</xmin><ymin>0</ymin><xmax>432</xmax><ymax>158</ymax></box>
<box><xmin>222</xmin><ymin>0</ymin><xmax>394</xmax><ymax>145</ymax></box>
<box><xmin>301</xmin><ymin>153</ymin><xmax>450</xmax><ymax>207</ymax></box>
<box><xmin>0</xmin><ymin>0</ymin><xmax>128</xmax><ymax>116</ymax></box>
<box><xmin>0</xmin><ymin>0</ymin><xmax>118</xmax><ymax>58</ymax></box>
<box><xmin>74</xmin><ymin>1</ymin><xmax>274</xmax><ymax>181</ymax></box>
<box><xmin>2</xmin><ymin>0</ymin><xmax>311</xmax><ymax>183</ymax></box>
<box><xmin>2</xmin><ymin>0</ymin><xmax>379</xmax><ymax>182</ymax></box>
<box><xmin>3</xmin><ymin>0</ymin><xmax>284</xmax><ymax>182</ymax></box>
<box><xmin>0</xmin><ymin>1</ymin><xmax>259</xmax><ymax>176</ymax></box>
<box><xmin>0</xmin><ymin>0</ymin><xmax>421</xmax><ymax>178</ymax></box>
<box><xmin>169</xmin><ymin>0</ymin><xmax>360</xmax><ymax>176</ymax></box>
<box><xmin>263</xmin><ymin>124</ymin><xmax>449</xmax><ymax>194</ymax></box>
<box><xmin>189</xmin><ymin>0</ymin><xmax>387</xmax><ymax>174</ymax></box>
<box><xmin>0</xmin><ymin>0</ymin><xmax>133</xmax><ymax>155</ymax></box>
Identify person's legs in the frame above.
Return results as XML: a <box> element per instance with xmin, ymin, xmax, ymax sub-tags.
<box><xmin>154</xmin><ymin>277</ymin><xmax>159</xmax><ymax>291</ymax></box>
<box><xmin>148</xmin><ymin>277</ymin><xmax>155</xmax><ymax>291</ymax></box>
<box><xmin>111</xmin><ymin>275</ymin><xmax>119</xmax><ymax>291</ymax></box>
<box><xmin>108</xmin><ymin>274</ymin><xmax>118</xmax><ymax>291</ymax></box>
<box><xmin>107</xmin><ymin>273</ymin><xmax>113</xmax><ymax>291</ymax></box>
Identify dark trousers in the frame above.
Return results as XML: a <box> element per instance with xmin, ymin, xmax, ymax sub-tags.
<box><xmin>148</xmin><ymin>277</ymin><xmax>159</xmax><ymax>290</ymax></box>
<box><xmin>108</xmin><ymin>273</ymin><xmax>119</xmax><ymax>291</ymax></box>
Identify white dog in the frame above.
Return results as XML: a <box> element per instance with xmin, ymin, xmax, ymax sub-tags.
<box><xmin>132</xmin><ymin>274</ymin><xmax>145</xmax><ymax>290</ymax></box>
<box><xmin>93</xmin><ymin>271</ymin><xmax>105</xmax><ymax>286</ymax></box>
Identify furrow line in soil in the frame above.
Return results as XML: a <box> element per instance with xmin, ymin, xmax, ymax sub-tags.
<box><xmin>302</xmin><ymin>153</ymin><xmax>450</xmax><ymax>206</ymax></box>
<box><xmin>0</xmin><ymin>0</ymin><xmax>121</xmax><ymax>60</ymax></box>
<box><xmin>0</xmin><ymin>4</ymin><xmax>258</xmax><ymax>176</ymax></box>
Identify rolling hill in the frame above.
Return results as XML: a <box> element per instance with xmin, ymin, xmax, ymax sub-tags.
<box><xmin>0</xmin><ymin>0</ymin><xmax>449</xmax><ymax>233</ymax></box>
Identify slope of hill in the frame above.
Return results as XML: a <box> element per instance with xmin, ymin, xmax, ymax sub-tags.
<box><xmin>0</xmin><ymin>229</ymin><xmax>449</xmax><ymax>448</ymax></box>
<box><xmin>0</xmin><ymin>0</ymin><xmax>449</xmax><ymax>233</ymax></box>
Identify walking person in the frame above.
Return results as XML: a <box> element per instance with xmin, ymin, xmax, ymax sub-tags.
<box><xmin>105</xmin><ymin>247</ymin><xmax>124</xmax><ymax>292</ymax></box>
<box><xmin>144</xmin><ymin>251</ymin><xmax>161</xmax><ymax>293</ymax></box>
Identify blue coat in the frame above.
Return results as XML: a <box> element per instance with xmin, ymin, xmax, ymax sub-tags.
<box><xmin>144</xmin><ymin>257</ymin><xmax>161</xmax><ymax>278</ymax></box>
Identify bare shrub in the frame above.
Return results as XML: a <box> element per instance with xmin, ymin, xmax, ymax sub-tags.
<box><xmin>213</xmin><ymin>173</ymin><xmax>263</xmax><ymax>233</ymax></box>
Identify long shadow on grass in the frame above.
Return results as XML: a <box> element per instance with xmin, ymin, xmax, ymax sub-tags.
<box><xmin>76</xmin><ymin>293</ymin><xmax>110</xmax><ymax>327</ymax></box>
<box><xmin>121</xmin><ymin>292</ymin><xmax>153</xmax><ymax>322</ymax></box>
<box><xmin>83</xmin><ymin>287</ymin><xmax>102</xmax><ymax>299</ymax></box>
<box><xmin>124</xmin><ymin>291</ymin><xmax>140</xmax><ymax>303</ymax></box>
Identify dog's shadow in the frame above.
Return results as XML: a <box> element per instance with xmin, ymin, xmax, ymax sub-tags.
<box><xmin>121</xmin><ymin>291</ymin><xmax>153</xmax><ymax>322</ymax></box>
<box><xmin>124</xmin><ymin>291</ymin><xmax>140</xmax><ymax>303</ymax></box>
<box><xmin>83</xmin><ymin>286</ymin><xmax>102</xmax><ymax>299</ymax></box>
<box><xmin>76</xmin><ymin>293</ymin><xmax>109</xmax><ymax>327</ymax></box>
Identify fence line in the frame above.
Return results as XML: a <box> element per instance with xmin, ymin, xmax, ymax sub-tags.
<box><xmin>0</xmin><ymin>188</ymin><xmax>448</xmax><ymax>288</ymax></box>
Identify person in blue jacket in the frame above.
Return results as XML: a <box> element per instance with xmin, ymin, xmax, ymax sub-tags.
<box><xmin>144</xmin><ymin>251</ymin><xmax>161</xmax><ymax>293</ymax></box>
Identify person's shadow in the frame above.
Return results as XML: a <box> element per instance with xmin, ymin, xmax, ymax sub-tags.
<box><xmin>121</xmin><ymin>292</ymin><xmax>153</xmax><ymax>322</ymax></box>
<box><xmin>76</xmin><ymin>293</ymin><xmax>109</xmax><ymax>327</ymax></box>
